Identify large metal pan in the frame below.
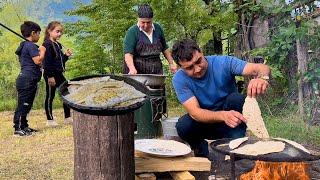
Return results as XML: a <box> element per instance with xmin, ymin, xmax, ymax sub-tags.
<box><xmin>58</xmin><ymin>74</ymin><xmax>150</xmax><ymax>116</ymax></box>
<box><xmin>210</xmin><ymin>137</ymin><xmax>320</xmax><ymax>162</ymax></box>
<box><xmin>122</xmin><ymin>74</ymin><xmax>166</xmax><ymax>87</ymax></box>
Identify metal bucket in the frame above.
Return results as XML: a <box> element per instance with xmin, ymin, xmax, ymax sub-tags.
<box><xmin>161</xmin><ymin>117</ymin><xmax>179</xmax><ymax>137</ymax></box>
<box><xmin>123</xmin><ymin>74</ymin><xmax>167</xmax><ymax>139</ymax></box>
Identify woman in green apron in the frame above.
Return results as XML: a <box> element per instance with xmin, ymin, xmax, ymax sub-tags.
<box><xmin>123</xmin><ymin>4</ymin><xmax>177</xmax><ymax>74</ymax></box>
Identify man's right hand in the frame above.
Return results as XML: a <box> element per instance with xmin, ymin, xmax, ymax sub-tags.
<box><xmin>48</xmin><ymin>77</ymin><xmax>56</xmax><ymax>87</ymax></box>
<box><xmin>221</xmin><ymin>110</ymin><xmax>246</xmax><ymax>128</ymax></box>
<box><xmin>128</xmin><ymin>67</ymin><xmax>138</xmax><ymax>74</ymax></box>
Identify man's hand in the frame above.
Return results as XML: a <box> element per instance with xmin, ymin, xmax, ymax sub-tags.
<box><xmin>128</xmin><ymin>67</ymin><xmax>137</xmax><ymax>74</ymax></box>
<box><xmin>247</xmin><ymin>78</ymin><xmax>269</xmax><ymax>98</ymax></box>
<box><xmin>221</xmin><ymin>110</ymin><xmax>246</xmax><ymax>128</ymax></box>
<box><xmin>48</xmin><ymin>77</ymin><xmax>56</xmax><ymax>87</ymax></box>
<box><xmin>169</xmin><ymin>63</ymin><xmax>178</xmax><ymax>73</ymax></box>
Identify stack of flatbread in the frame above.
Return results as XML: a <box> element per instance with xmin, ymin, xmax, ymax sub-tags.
<box><xmin>242</xmin><ymin>97</ymin><xmax>269</xmax><ymax>138</ymax></box>
<box><xmin>223</xmin><ymin>97</ymin><xmax>311</xmax><ymax>156</ymax></box>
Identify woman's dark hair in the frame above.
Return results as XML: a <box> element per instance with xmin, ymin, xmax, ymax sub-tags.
<box><xmin>20</xmin><ymin>21</ymin><xmax>41</xmax><ymax>38</ymax></box>
<box><xmin>138</xmin><ymin>4</ymin><xmax>153</xmax><ymax>18</ymax></box>
<box><xmin>172</xmin><ymin>39</ymin><xmax>201</xmax><ymax>65</ymax></box>
<box><xmin>44</xmin><ymin>21</ymin><xmax>63</xmax><ymax>58</ymax></box>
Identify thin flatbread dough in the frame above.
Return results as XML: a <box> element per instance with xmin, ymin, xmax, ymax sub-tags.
<box><xmin>273</xmin><ymin>137</ymin><xmax>310</xmax><ymax>154</ymax></box>
<box><xmin>229</xmin><ymin>137</ymin><xmax>249</xmax><ymax>150</ymax></box>
<box><xmin>231</xmin><ymin>141</ymin><xmax>285</xmax><ymax>156</ymax></box>
<box><xmin>242</xmin><ymin>97</ymin><xmax>269</xmax><ymax>138</ymax></box>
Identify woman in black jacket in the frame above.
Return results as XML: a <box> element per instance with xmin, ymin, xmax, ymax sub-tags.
<box><xmin>43</xmin><ymin>21</ymin><xmax>73</xmax><ymax>126</ymax></box>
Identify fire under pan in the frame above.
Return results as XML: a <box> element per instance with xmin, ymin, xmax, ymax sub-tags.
<box><xmin>210</xmin><ymin>138</ymin><xmax>320</xmax><ymax>180</ymax></box>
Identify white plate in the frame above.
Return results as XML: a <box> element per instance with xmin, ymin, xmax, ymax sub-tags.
<box><xmin>135</xmin><ymin>139</ymin><xmax>191</xmax><ymax>157</ymax></box>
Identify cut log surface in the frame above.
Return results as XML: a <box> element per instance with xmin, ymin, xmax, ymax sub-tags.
<box><xmin>135</xmin><ymin>151</ymin><xmax>211</xmax><ymax>173</ymax></box>
<box><xmin>242</xmin><ymin>97</ymin><xmax>269</xmax><ymax>138</ymax></box>
<box><xmin>136</xmin><ymin>173</ymin><xmax>156</xmax><ymax>180</ymax></box>
<box><xmin>170</xmin><ymin>171</ymin><xmax>195</xmax><ymax>180</ymax></box>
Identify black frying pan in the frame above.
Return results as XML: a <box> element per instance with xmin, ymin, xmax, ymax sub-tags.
<box><xmin>210</xmin><ymin>137</ymin><xmax>320</xmax><ymax>162</ymax></box>
<box><xmin>58</xmin><ymin>74</ymin><xmax>150</xmax><ymax>116</ymax></box>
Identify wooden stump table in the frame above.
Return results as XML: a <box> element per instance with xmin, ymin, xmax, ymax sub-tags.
<box><xmin>73</xmin><ymin>111</ymin><xmax>135</xmax><ymax>180</ymax></box>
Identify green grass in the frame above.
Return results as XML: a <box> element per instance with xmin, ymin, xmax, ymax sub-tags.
<box><xmin>265</xmin><ymin>114</ymin><xmax>320</xmax><ymax>147</ymax></box>
<box><xmin>0</xmin><ymin>110</ymin><xmax>73</xmax><ymax>179</ymax></box>
<box><xmin>0</xmin><ymin>106</ymin><xmax>319</xmax><ymax>179</ymax></box>
<box><xmin>0</xmin><ymin>81</ymin><xmax>63</xmax><ymax>111</ymax></box>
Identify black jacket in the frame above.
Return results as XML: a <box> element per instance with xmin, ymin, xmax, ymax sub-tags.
<box><xmin>42</xmin><ymin>39</ymin><xmax>68</xmax><ymax>77</ymax></box>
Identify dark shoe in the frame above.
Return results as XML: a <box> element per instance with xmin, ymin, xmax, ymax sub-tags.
<box><xmin>13</xmin><ymin>129</ymin><xmax>32</xmax><ymax>136</ymax></box>
<box><xmin>23</xmin><ymin>127</ymin><xmax>38</xmax><ymax>133</ymax></box>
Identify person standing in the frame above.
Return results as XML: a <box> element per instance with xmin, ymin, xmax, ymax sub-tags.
<box><xmin>42</xmin><ymin>21</ymin><xmax>73</xmax><ymax>127</ymax></box>
<box><xmin>123</xmin><ymin>4</ymin><xmax>177</xmax><ymax>74</ymax></box>
<box><xmin>13</xmin><ymin>21</ymin><xmax>46</xmax><ymax>136</ymax></box>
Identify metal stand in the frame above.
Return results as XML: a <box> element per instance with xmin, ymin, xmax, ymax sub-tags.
<box><xmin>230</xmin><ymin>153</ymin><xmax>236</xmax><ymax>180</ymax></box>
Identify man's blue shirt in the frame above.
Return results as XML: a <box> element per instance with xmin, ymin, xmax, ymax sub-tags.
<box><xmin>172</xmin><ymin>55</ymin><xmax>247</xmax><ymax>110</ymax></box>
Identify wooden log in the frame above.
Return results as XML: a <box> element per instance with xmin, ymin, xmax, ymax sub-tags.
<box><xmin>73</xmin><ymin>111</ymin><xmax>135</xmax><ymax>180</ymax></box>
<box><xmin>135</xmin><ymin>154</ymin><xmax>211</xmax><ymax>173</ymax></box>
<box><xmin>136</xmin><ymin>173</ymin><xmax>157</xmax><ymax>180</ymax></box>
<box><xmin>170</xmin><ymin>171</ymin><xmax>195</xmax><ymax>180</ymax></box>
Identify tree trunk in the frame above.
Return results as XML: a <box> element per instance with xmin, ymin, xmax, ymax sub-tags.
<box><xmin>296</xmin><ymin>38</ymin><xmax>310</xmax><ymax>118</ymax></box>
<box><xmin>251</xmin><ymin>18</ymin><xmax>269</xmax><ymax>48</ymax></box>
<box><xmin>73</xmin><ymin>111</ymin><xmax>135</xmax><ymax>180</ymax></box>
<box><xmin>203</xmin><ymin>33</ymin><xmax>223</xmax><ymax>55</ymax></box>
<box><xmin>213</xmin><ymin>34</ymin><xmax>223</xmax><ymax>54</ymax></box>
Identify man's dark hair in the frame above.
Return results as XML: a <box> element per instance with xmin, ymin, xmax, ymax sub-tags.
<box><xmin>20</xmin><ymin>21</ymin><xmax>41</xmax><ymax>38</ymax></box>
<box><xmin>138</xmin><ymin>4</ymin><xmax>153</xmax><ymax>18</ymax></box>
<box><xmin>172</xmin><ymin>39</ymin><xmax>201</xmax><ymax>65</ymax></box>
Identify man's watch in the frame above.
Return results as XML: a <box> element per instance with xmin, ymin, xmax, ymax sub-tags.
<box><xmin>257</xmin><ymin>74</ymin><xmax>270</xmax><ymax>82</ymax></box>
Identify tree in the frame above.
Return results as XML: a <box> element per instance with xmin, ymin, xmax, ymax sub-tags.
<box><xmin>150</xmin><ymin>0</ymin><xmax>237</xmax><ymax>50</ymax></box>
<box><xmin>235</xmin><ymin>0</ymin><xmax>320</xmax><ymax>124</ymax></box>
<box><xmin>65</xmin><ymin>0</ymin><xmax>138</xmax><ymax>76</ymax></box>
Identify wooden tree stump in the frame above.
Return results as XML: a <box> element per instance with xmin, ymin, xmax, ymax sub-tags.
<box><xmin>73</xmin><ymin>111</ymin><xmax>135</xmax><ymax>180</ymax></box>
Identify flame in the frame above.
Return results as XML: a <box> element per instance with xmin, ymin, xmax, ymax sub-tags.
<box><xmin>240</xmin><ymin>161</ymin><xmax>310</xmax><ymax>180</ymax></box>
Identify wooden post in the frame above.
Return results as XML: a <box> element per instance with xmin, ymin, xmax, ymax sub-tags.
<box><xmin>73</xmin><ymin>111</ymin><xmax>135</xmax><ymax>180</ymax></box>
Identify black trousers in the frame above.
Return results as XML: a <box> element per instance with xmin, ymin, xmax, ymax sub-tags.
<box><xmin>176</xmin><ymin>93</ymin><xmax>247</xmax><ymax>157</ymax></box>
<box><xmin>13</xmin><ymin>73</ymin><xmax>39</xmax><ymax>130</ymax></box>
<box><xmin>44</xmin><ymin>73</ymin><xmax>70</xmax><ymax>120</ymax></box>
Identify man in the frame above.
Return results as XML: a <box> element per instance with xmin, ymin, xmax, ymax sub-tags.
<box><xmin>123</xmin><ymin>4</ymin><xmax>177</xmax><ymax>74</ymax></box>
<box><xmin>171</xmin><ymin>39</ymin><xmax>270</xmax><ymax>157</ymax></box>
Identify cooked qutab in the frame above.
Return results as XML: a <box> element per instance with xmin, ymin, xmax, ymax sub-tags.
<box><xmin>242</xmin><ymin>97</ymin><xmax>269</xmax><ymax>138</ymax></box>
<box><xmin>273</xmin><ymin>137</ymin><xmax>310</xmax><ymax>154</ymax></box>
<box><xmin>231</xmin><ymin>140</ymin><xmax>285</xmax><ymax>156</ymax></box>
<box><xmin>229</xmin><ymin>137</ymin><xmax>249</xmax><ymax>150</ymax></box>
<box><xmin>65</xmin><ymin>76</ymin><xmax>146</xmax><ymax>108</ymax></box>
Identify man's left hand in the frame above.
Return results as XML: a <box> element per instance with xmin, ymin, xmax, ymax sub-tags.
<box><xmin>247</xmin><ymin>78</ymin><xmax>269</xmax><ymax>98</ymax></box>
<box><xmin>169</xmin><ymin>63</ymin><xmax>178</xmax><ymax>73</ymax></box>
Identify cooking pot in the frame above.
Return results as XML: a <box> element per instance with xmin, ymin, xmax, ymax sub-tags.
<box><xmin>122</xmin><ymin>74</ymin><xmax>166</xmax><ymax>87</ymax></box>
